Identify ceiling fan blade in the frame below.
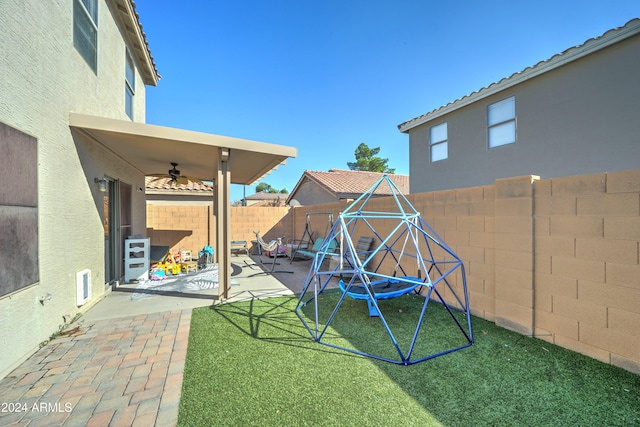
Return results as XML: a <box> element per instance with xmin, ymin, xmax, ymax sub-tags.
<box><xmin>147</xmin><ymin>163</ymin><xmax>204</xmax><ymax>188</ymax></box>
<box><xmin>147</xmin><ymin>175</ymin><xmax>168</xmax><ymax>183</ymax></box>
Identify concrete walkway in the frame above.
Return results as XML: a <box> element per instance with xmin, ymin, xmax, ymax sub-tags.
<box><xmin>0</xmin><ymin>255</ymin><xmax>300</xmax><ymax>426</ymax></box>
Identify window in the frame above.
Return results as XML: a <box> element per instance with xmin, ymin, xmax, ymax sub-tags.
<box><xmin>430</xmin><ymin>122</ymin><xmax>448</xmax><ymax>162</ymax></box>
<box><xmin>488</xmin><ymin>96</ymin><xmax>516</xmax><ymax>148</ymax></box>
<box><xmin>125</xmin><ymin>50</ymin><xmax>135</xmax><ymax>119</ymax></box>
<box><xmin>73</xmin><ymin>0</ymin><xmax>98</xmax><ymax>72</ymax></box>
<box><xmin>0</xmin><ymin>122</ymin><xmax>39</xmax><ymax>297</ymax></box>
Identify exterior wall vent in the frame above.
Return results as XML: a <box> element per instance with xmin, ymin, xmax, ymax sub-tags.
<box><xmin>76</xmin><ymin>269</ymin><xmax>92</xmax><ymax>306</ymax></box>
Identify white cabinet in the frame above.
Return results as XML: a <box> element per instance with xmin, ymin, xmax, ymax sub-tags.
<box><xmin>124</xmin><ymin>237</ymin><xmax>150</xmax><ymax>283</ymax></box>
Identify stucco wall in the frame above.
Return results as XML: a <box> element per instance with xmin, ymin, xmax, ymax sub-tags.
<box><xmin>408</xmin><ymin>31</ymin><xmax>640</xmax><ymax>193</ymax></box>
<box><xmin>0</xmin><ymin>0</ymin><xmax>149</xmax><ymax>378</ymax></box>
<box><xmin>290</xmin><ymin>178</ymin><xmax>338</xmax><ymax>206</ymax></box>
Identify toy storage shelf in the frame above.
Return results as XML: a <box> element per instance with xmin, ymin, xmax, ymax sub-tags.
<box><xmin>124</xmin><ymin>237</ymin><xmax>150</xmax><ymax>283</ymax></box>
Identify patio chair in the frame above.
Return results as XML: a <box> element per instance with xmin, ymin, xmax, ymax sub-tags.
<box><xmin>327</xmin><ymin>236</ymin><xmax>374</xmax><ymax>274</ymax></box>
<box><xmin>230</xmin><ymin>240</ymin><xmax>249</xmax><ymax>255</ymax></box>
<box><xmin>349</xmin><ymin>236</ymin><xmax>375</xmax><ymax>265</ymax></box>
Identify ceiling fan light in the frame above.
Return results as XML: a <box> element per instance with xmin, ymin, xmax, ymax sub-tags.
<box><xmin>169</xmin><ymin>162</ymin><xmax>180</xmax><ymax>176</ymax></box>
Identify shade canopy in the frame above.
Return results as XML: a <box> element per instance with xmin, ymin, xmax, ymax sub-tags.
<box><xmin>69</xmin><ymin>113</ymin><xmax>296</xmax><ymax>185</ymax></box>
<box><xmin>70</xmin><ymin>113</ymin><xmax>297</xmax><ymax>300</ymax></box>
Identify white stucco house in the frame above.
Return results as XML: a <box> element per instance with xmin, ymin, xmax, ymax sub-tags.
<box><xmin>0</xmin><ymin>0</ymin><xmax>295</xmax><ymax>379</ymax></box>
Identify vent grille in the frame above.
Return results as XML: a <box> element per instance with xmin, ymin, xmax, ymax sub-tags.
<box><xmin>76</xmin><ymin>269</ymin><xmax>92</xmax><ymax>306</ymax></box>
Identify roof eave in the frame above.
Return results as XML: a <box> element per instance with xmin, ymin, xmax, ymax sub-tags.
<box><xmin>110</xmin><ymin>0</ymin><xmax>160</xmax><ymax>86</ymax></box>
<box><xmin>398</xmin><ymin>18</ymin><xmax>640</xmax><ymax>133</ymax></box>
<box><xmin>146</xmin><ymin>189</ymin><xmax>213</xmax><ymax>195</ymax></box>
<box><xmin>69</xmin><ymin>113</ymin><xmax>297</xmax><ymax>186</ymax></box>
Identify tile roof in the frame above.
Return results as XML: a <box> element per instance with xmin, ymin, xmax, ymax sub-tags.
<box><xmin>245</xmin><ymin>192</ymin><xmax>287</xmax><ymax>200</ymax></box>
<box><xmin>294</xmin><ymin>169</ymin><xmax>409</xmax><ymax>200</ymax></box>
<box><xmin>398</xmin><ymin>17</ymin><xmax>640</xmax><ymax>132</ymax></box>
<box><xmin>117</xmin><ymin>0</ymin><xmax>160</xmax><ymax>85</ymax></box>
<box><xmin>145</xmin><ymin>176</ymin><xmax>213</xmax><ymax>193</ymax></box>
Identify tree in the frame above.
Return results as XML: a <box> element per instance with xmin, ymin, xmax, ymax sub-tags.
<box><xmin>347</xmin><ymin>142</ymin><xmax>395</xmax><ymax>173</ymax></box>
<box><xmin>255</xmin><ymin>182</ymin><xmax>276</xmax><ymax>193</ymax></box>
<box><xmin>255</xmin><ymin>182</ymin><xmax>288</xmax><ymax>194</ymax></box>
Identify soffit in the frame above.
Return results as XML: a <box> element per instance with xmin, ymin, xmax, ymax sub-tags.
<box><xmin>69</xmin><ymin>113</ymin><xmax>297</xmax><ymax>185</ymax></box>
<box><xmin>109</xmin><ymin>0</ymin><xmax>160</xmax><ymax>86</ymax></box>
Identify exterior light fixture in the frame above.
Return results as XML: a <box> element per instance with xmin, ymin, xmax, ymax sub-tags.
<box><xmin>94</xmin><ymin>177</ymin><xmax>109</xmax><ymax>192</ymax></box>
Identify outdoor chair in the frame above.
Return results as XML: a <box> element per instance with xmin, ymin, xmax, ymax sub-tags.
<box><xmin>230</xmin><ymin>240</ymin><xmax>249</xmax><ymax>255</ymax></box>
<box><xmin>290</xmin><ymin>237</ymin><xmax>338</xmax><ymax>263</ymax></box>
<box><xmin>328</xmin><ymin>236</ymin><xmax>374</xmax><ymax>274</ymax></box>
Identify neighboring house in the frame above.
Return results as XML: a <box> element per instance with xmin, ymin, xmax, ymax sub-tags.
<box><xmin>398</xmin><ymin>18</ymin><xmax>640</xmax><ymax>193</ymax></box>
<box><xmin>243</xmin><ymin>191</ymin><xmax>288</xmax><ymax>206</ymax></box>
<box><xmin>0</xmin><ymin>0</ymin><xmax>295</xmax><ymax>380</ymax></box>
<box><xmin>286</xmin><ymin>169</ymin><xmax>409</xmax><ymax>206</ymax></box>
<box><xmin>145</xmin><ymin>176</ymin><xmax>214</xmax><ymax>205</ymax></box>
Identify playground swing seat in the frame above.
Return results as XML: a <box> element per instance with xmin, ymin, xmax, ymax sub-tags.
<box><xmin>338</xmin><ymin>233</ymin><xmax>427</xmax><ymax>316</ymax></box>
<box><xmin>339</xmin><ymin>275</ymin><xmax>426</xmax><ymax>317</ymax></box>
<box><xmin>287</xmin><ymin>212</ymin><xmax>334</xmax><ymax>261</ymax></box>
<box><xmin>292</xmin><ymin>237</ymin><xmax>338</xmax><ymax>261</ymax></box>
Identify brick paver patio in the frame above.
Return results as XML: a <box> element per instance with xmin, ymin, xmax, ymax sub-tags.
<box><xmin>0</xmin><ymin>254</ymin><xmax>303</xmax><ymax>426</ymax></box>
<box><xmin>0</xmin><ymin>310</ymin><xmax>191</xmax><ymax>426</ymax></box>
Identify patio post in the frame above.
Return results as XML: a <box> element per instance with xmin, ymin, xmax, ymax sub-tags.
<box><xmin>215</xmin><ymin>147</ymin><xmax>231</xmax><ymax>300</ymax></box>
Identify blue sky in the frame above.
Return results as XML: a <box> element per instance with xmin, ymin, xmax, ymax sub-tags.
<box><xmin>134</xmin><ymin>1</ymin><xmax>638</xmax><ymax>202</ymax></box>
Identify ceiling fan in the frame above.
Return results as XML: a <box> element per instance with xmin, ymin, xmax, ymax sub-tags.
<box><xmin>147</xmin><ymin>162</ymin><xmax>203</xmax><ymax>186</ymax></box>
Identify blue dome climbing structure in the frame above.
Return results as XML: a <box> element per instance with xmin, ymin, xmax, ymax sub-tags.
<box><xmin>295</xmin><ymin>174</ymin><xmax>473</xmax><ymax>365</ymax></box>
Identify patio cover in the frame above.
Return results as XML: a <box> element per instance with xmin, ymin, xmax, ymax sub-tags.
<box><xmin>69</xmin><ymin>113</ymin><xmax>297</xmax><ymax>300</ymax></box>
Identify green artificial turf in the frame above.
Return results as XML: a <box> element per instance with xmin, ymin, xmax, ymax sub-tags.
<box><xmin>178</xmin><ymin>294</ymin><xmax>639</xmax><ymax>427</ymax></box>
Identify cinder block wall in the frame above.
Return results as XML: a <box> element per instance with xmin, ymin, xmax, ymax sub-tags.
<box><xmin>493</xmin><ymin>176</ymin><xmax>536</xmax><ymax>336</ymax></box>
<box><xmin>146</xmin><ymin>205</ymin><xmax>214</xmax><ymax>256</ymax></box>
<box><xmin>230</xmin><ymin>206</ymin><xmax>292</xmax><ymax>250</ymax></box>
<box><xmin>147</xmin><ymin>205</ymin><xmax>292</xmax><ymax>257</ymax></box>
<box><xmin>533</xmin><ymin>169</ymin><xmax>640</xmax><ymax>374</ymax></box>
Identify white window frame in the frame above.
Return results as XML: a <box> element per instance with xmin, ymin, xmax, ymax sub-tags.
<box><xmin>125</xmin><ymin>50</ymin><xmax>135</xmax><ymax>119</ymax></box>
<box><xmin>73</xmin><ymin>0</ymin><xmax>98</xmax><ymax>73</ymax></box>
<box><xmin>488</xmin><ymin>96</ymin><xmax>516</xmax><ymax>148</ymax></box>
<box><xmin>430</xmin><ymin>122</ymin><xmax>448</xmax><ymax>162</ymax></box>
